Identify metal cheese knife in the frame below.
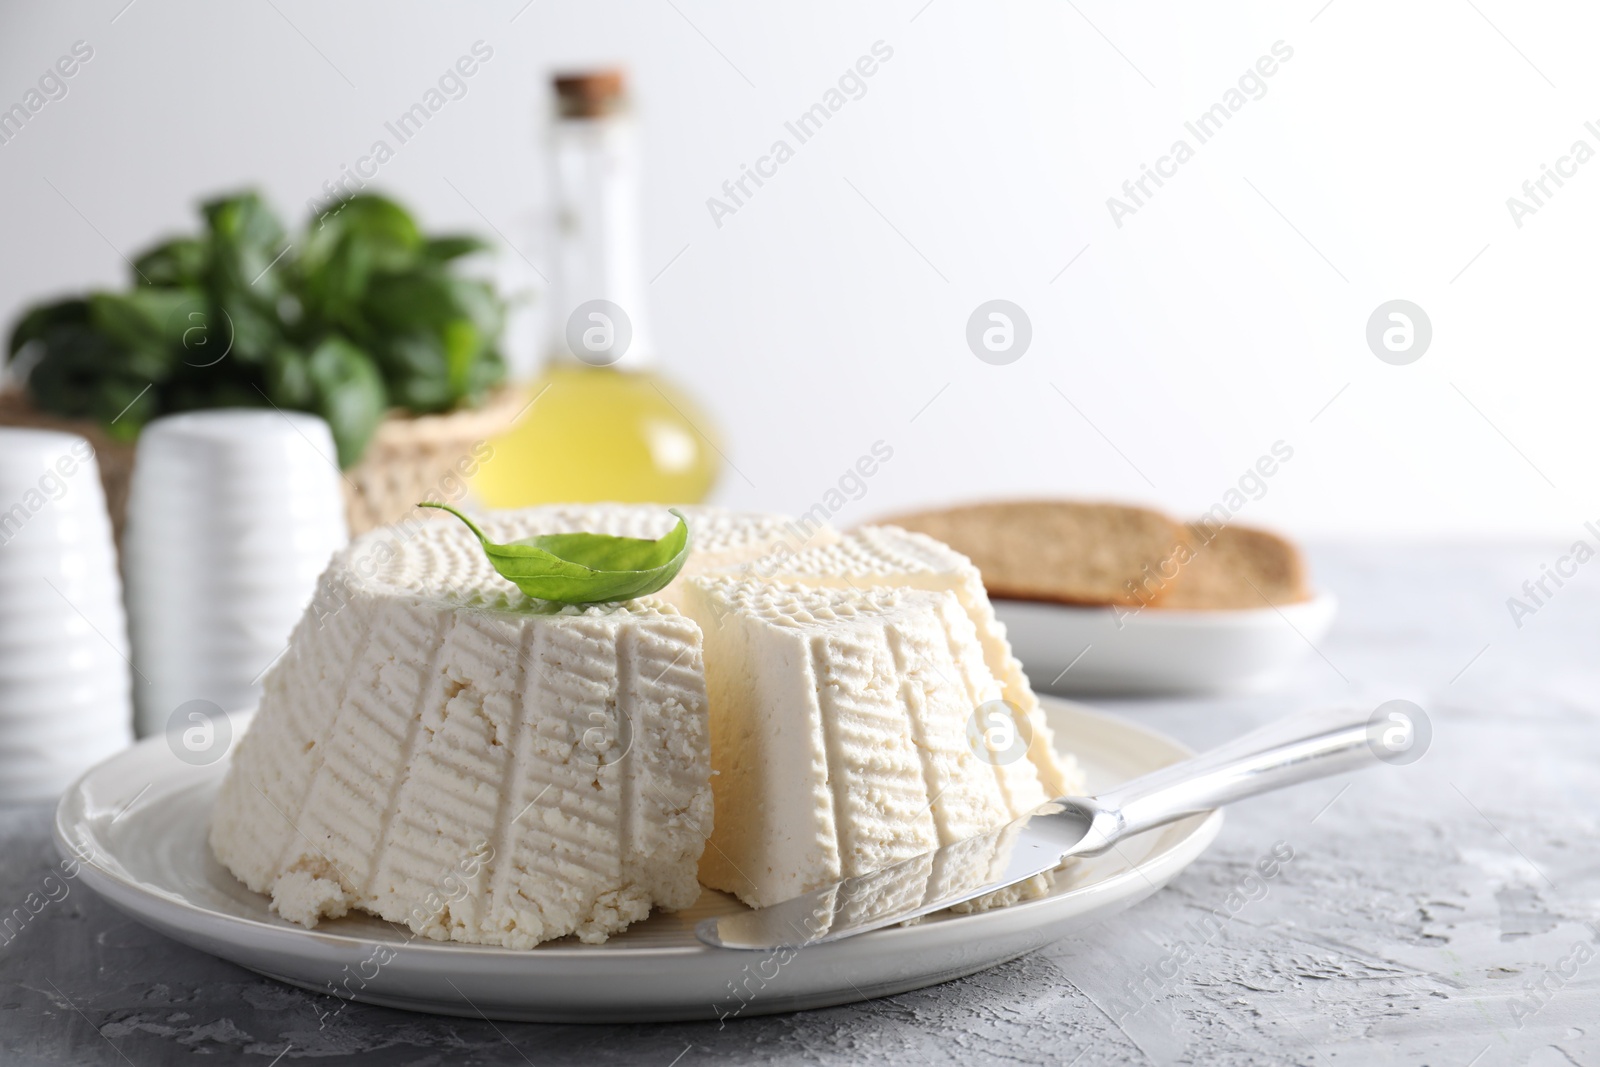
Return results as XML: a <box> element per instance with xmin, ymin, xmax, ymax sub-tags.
<box><xmin>696</xmin><ymin>706</ymin><xmax>1389</xmax><ymax>950</ymax></box>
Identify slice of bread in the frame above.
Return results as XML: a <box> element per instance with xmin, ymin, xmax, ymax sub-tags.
<box><xmin>879</xmin><ymin>501</ymin><xmax>1187</xmax><ymax>607</ymax></box>
<box><xmin>1158</xmin><ymin>522</ymin><xmax>1311</xmax><ymax>610</ymax></box>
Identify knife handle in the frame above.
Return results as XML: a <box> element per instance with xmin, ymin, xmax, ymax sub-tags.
<box><xmin>1082</xmin><ymin>705</ymin><xmax>1395</xmax><ymax>847</ymax></box>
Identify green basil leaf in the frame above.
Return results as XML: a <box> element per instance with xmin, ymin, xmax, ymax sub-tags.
<box><xmin>200</xmin><ymin>194</ymin><xmax>291</xmax><ymax>365</ymax></box>
<box><xmin>369</xmin><ymin>333</ymin><xmax>450</xmax><ymax>411</ymax></box>
<box><xmin>212</xmin><ymin>293</ymin><xmax>279</xmax><ymax>365</ymax></box>
<box><xmin>462</xmin><ymin>346</ymin><xmax>507</xmax><ymax>402</ymax></box>
<box><xmin>363</xmin><ymin>272</ymin><xmax>497</xmax><ymax>336</ymax></box>
<box><xmin>8</xmin><ymin>298</ymin><xmax>88</xmax><ymax>359</ymax></box>
<box><xmin>418</xmin><ymin>504</ymin><xmax>692</xmax><ymax>605</ymax></box>
<box><xmin>442</xmin><ymin>318</ymin><xmax>478</xmax><ymax>398</ymax></box>
<box><xmin>203</xmin><ymin>192</ymin><xmax>290</xmax><ymax>299</ymax></box>
<box><xmin>422</xmin><ymin>234</ymin><xmax>491</xmax><ymax>262</ymax></box>
<box><xmin>202</xmin><ymin>191</ymin><xmax>285</xmax><ymax>255</ymax></box>
<box><xmin>21</xmin><ymin>323</ymin><xmax>146</xmax><ymax>428</ymax></box>
<box><xmin>303</xmin><ymin>195</ymin><xmax>422</xmax><ymax>289</ymax></box>
<box><xmin>307</xmin><ymin>337</ymin><xmax>387</xmax><ymax>467</ymax></box>
<box><xmin>134</xmin><ymin>237</ymin><xmax>208</xmax><ymax>289</ymax></box>
<box><xmin>265</xmin><ymin>345</ymin><xmax>315</xmax><ymax>407</ymax></box>
<box><xmin>87</xmin><ymin>290</ymin><xmax>194</xmax><ymax>359</ymax></box>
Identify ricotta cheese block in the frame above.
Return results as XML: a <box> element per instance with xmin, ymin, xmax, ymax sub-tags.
<box><xmin>213</xmin><ymin>502</ymin><xmax>1082</xmax><ymax>937</ymax></box>
<box><xmin>209</xmin><ymin>515</ymin><xmax>713</xmax><ymax>947</ymax></box>
<box><xmin>751</xmin><ymin>524</ymin><xmax>1082</xmax><ymax>801</ymax></box>
<box><xmin>676</xmin><ymin>576</ymin><xmax>1062</xmax><ymax>909</ymax></box>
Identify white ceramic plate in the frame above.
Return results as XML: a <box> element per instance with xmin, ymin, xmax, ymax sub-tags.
<box><xmin>996</xmin><ymin>593</ymin><xmax>1338</xmax><ymax>697</ymax></box>
<box><xmin>55</xmin><ymin>698</ymin><xmax>1221</xmax><ymax>1023</ymax></box>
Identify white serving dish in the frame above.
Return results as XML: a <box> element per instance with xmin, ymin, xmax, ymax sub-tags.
<box><xmin>55</xmin><ymin>697</ymin><xmax>1221</xmax><ymax>1023</ymax></box>
<box><xmin>996</xmin><ymin>593</ymin><xmax>1338</xmax><ymax>696</ymax></box>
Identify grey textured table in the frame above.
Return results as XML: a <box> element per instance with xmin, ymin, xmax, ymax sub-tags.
<box><xmin>4</xmin><ymin>543</ymin><xmax>1597</xmax><ymax>1066</ymax></box>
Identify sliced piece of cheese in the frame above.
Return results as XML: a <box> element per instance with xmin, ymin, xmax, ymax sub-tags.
<box><xmin>677</xmin><ymin>576</ymin><xmax>1055</xmax><ymax>909</ymax></box>
<box><xmin>748</xmin><ymin>524</ymin><xmax>1082</xmax><ymax>801</ymax></box>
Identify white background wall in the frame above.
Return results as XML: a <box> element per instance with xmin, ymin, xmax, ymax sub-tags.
<box><xmin>2</xmin><ymin>0</ymin><xmax>1594</xmax><ymax>540</ymax></box>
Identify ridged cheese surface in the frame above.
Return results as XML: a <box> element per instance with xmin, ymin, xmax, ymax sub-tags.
<box><xmin>680</xmin><ymin>577</ymin><xmax>1056</xmax><ymax>909</ymax></box>
<box><xmin>209</xmin><ymin>512</ymin><xmax>714</xmax><ymax>947</ymax></box>
<box><xmin>754</xmin><ymin>525</ymin><xmax>1082</xmax><ymax>800</ymax></box>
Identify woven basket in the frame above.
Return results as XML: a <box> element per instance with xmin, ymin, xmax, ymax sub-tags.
<box><xmin>0</xmin><ymin>386</ymin><xmax>525</xmax><ymax>540</ymax></box>
<box><xmin>341</xmin><ymin>386</ymin><xmax>525</xmax><ymax>534</ymax></box>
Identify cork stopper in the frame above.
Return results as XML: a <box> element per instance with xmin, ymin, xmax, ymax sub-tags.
<box><xmin>553</xmin><ymin>70</ymin><xmax>627</xmax><ymax>118</ymax></box>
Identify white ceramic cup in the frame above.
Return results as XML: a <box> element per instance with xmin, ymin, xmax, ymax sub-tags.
<box><xmin>122</xmin><ymin>409</ymin><xmax>348</xmax><ymax>736</ymax></box>
<box><xmin>0</xmin><ymin>428</ymin><xmax>134</xmax><ymax>801</ymax></box>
